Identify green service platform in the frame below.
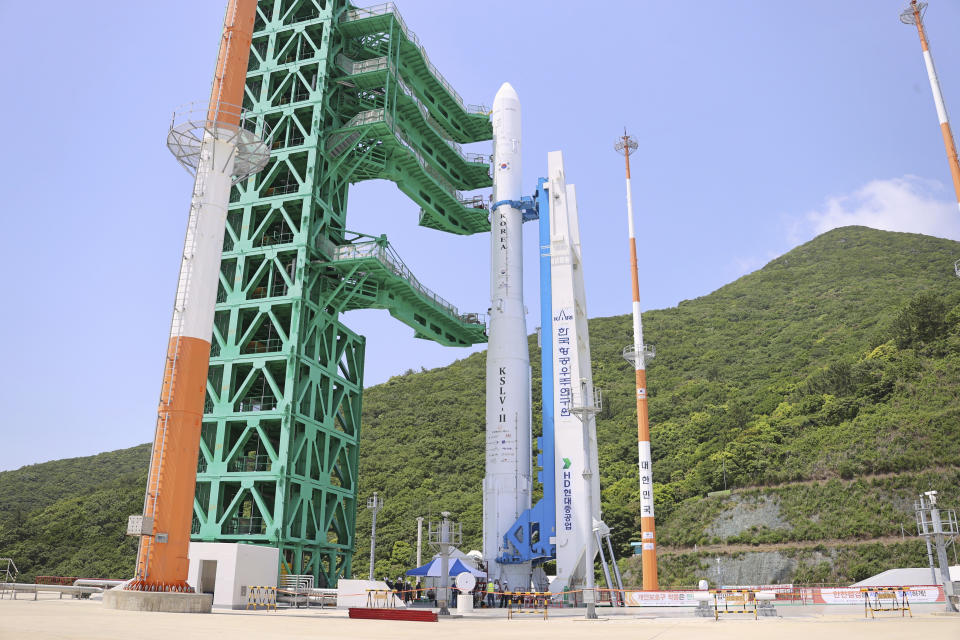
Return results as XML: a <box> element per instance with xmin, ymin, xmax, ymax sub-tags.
<box><xmin>191</xmin><ymin>0</ymin><xmax>491</xmax><ymax>587</ymax></box>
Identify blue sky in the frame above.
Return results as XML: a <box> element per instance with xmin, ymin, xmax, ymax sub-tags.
<box><xmin>1</xmin><ymin>1</ymin><xmax>958</xmax><ymax>471</ymax></box>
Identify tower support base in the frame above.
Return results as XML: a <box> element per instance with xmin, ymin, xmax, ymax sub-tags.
<box><xmin>102</xmin><ymin>588</ymin><xmax>212</xmax><ymax>613</ymax></box>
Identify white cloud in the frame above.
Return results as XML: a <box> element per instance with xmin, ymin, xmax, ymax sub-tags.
<box><xmin>798</xmin><ymin>175</ymin><xmax>960</xmax><ymax>242</ymax></box>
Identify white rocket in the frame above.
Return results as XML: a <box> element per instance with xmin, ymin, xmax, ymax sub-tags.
<box><xmin>483</xmin><ymin>82</ymin><xmax>532</xmax><ymax>587</ymax></box>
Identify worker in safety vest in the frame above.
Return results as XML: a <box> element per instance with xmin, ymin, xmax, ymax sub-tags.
<box><xmin>486</xmin><ymin>579</ymin><xmax>496</xmax><ymax>608</ymax></box>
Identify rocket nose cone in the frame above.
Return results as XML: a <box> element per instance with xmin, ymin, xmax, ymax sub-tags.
<box><xmin>493</xmin><ymin>82</ymin><xmax>519</xmax><ymax>109</ymax></box>
<box><xmin>497</xmin><ymin>82</ymin><xmax>518</xmax><ymax>99</ymax></box>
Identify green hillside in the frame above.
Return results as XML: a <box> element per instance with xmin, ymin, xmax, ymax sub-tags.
<box><xmin>2</xmin><ymin>226</ymin><xmax>959</xmax><ymax>585</ymax></box>
<box><xmin>0</xmin><ymin>446</ymin><xmax>149</xmax><ymax>580</ymax></box>
<box><xmin>359</xmin><ymin>226</ymin><xmax>960</xmax><ymax>583</ymax></box>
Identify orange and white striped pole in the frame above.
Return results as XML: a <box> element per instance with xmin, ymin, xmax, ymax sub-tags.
<box><xmin>131</xmin><ymin>0</ymin><xmax>257</xmax><ymax>592</ymax></box>
<box><xmin>901</xmin><ymin>0</ymin><xmax>960</xmax><ymax>212</ymax></box>
<box><xmin>615</xmin><ymin>131</ymin><xmax>658</xmax><ymax>591</ymax></box>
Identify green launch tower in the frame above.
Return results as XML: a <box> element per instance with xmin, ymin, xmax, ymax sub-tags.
<box><xmin>191</xmin><ymin>0</ymin><xmax>491</xmax><ymax>587</ymax></box>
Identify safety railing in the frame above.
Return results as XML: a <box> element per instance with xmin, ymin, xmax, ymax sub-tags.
<box><xmin>342</xmin><ymin>3</ymin><xmax>488</xmax><ymax>115</ymax></box>
<box><xmin>394</xmin><ymin>74</ymin><xmax>479</xmax><ymax>161</ymax></box>
<box><xmin>459</xmin><ymin>195</ymin><xmax>488</xmax><ymax>210</ymax></box>
<box><xmin>237</xmin><ymin>396</ymin><xmax>278</xmax><ymax>412</ymax></box>
<box><xmin>623</xmin><ymin>343</ymin><xmax>656</xmax><ymax>367</ymax></box>
<box><xmin>167</xmin><ymin>102</ymin><xmax>272</xmax><ymax>184</ymax></box>
<box><xmin>2</xmin><ymin>583</ymin><xmax>103</xmax><ymax>601</ymax></box>
<box><xmin>34</xmin><ymin>576</ymin><xmax>78</xmax><ymax>586</ymax></box>
<box><xmin>279</xmin><ymin>575</ymin><xmax>314</xmax><ymax>609</ymax></box>
<box><xmin>332</xmin><ymin>241</ymin><xmax>456</xmax><ymax>316</ymax></box>
<box><xmin>257</xmin><ymin>230</ymin><xmax>295</xmax><ymax>246</ymax></box>
<box><xmin>342</xmin><ymin>108</ymin><xmax>388</xmax><ymax>129</ymax></box>
<box><xmin>226</xmin><ymin>516</ymin><xmax>266</xmax><ymax>535</ymax></box>
<box><xmin>458</xmin><ymin>312</ymin><xmax>488</xmax><ymax>327</ymax></box>
<box><xmin>231</xmin><ymin>454</ymin><xmax>273</xmax><ymax>472</ymax></box>
<box><xmin>247</xmin><ymin>281</ymin><xmax>289</xmax><ymax>300</ymax></box>
<box><xmin>392</xmin><ymin>125</ymin><xmax>490</xmax><ymax>215</ymax></box>
<box><xmin>242</xmin><ymin>336</ymin><xmax>284</xmax><ymax>354</ymax></box>
<box><xmin>337</xmin><ymin>109</ymin><xmax>480</xmax><ymax>209</ymax></box>
<box><xmin>570</xmin><ymin>388</ymin><xmax>603</xmax><ymax>422</ymax></box>
<box><xmin>463</xmin><ymin>152</ymin><xmax>488</xmax><ymax>165</ymax></box>
<box><xmin>335</xmin><ymin>53</ymin><xmax>390</xmax><ymax>76</ymax></box>
<box><xmin>262</xmin><ymin>176</ymin><xmax>300</xmax><ymax>197</ymax></box>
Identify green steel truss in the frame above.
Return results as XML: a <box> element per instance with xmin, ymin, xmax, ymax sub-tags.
<box><xmin>192</xmin><ymin>0</ymin><xmax>492</xmax><ymax>587</ymax></box>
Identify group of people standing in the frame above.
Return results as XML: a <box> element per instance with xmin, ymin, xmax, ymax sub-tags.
<box><xmin>379</xmin><ymin>575</ymin><xmax>520</xmax><ymax>609</ymax></box>
<box><xmin>382</xmin><ymin>577</ymin><xmax>417</xmax><ymax>603</ymax></box>
<box><xmin>475</xmin><ymin>578</ymin><xmax>513</xmax><ymax>608</ymax></box>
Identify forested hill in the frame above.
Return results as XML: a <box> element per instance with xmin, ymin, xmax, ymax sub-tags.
<box><xmin>3</xmin><ymin>226</ymin><xmax>960</xmax><ymax>584</ymax></box>
<box><xmin>0</xmin><ymin>446</ymin><xmax>149</xmax><ymax>580</ymax></box>
<box><xmin>358</xmin><ymin>225</ymin><xmax>960</xmax><ymax>582</ymax></box>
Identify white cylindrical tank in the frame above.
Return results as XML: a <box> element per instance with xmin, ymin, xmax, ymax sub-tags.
<box><xmin>483</xmin><ymin>82</ymin><xmax>532</xmax><ymax>588</ymax></box>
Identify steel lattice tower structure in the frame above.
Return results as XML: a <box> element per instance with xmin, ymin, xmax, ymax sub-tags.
<box><xmin>190</xmin><ymin>0</ymin><xmax>492</xmax><ymax>587</ymax></box>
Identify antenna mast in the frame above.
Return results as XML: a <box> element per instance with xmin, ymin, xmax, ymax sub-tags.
<box><xmin>900</xmin><ymin>1</ymin><xmax>960</xmax><ymax>212</ymax></box>
<box><xmin>615</xmin><ymin>131</ymin><xmax>658</xmax><ymax>591</ymax></box>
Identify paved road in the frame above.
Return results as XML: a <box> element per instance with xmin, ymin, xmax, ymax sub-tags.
<box><xmin>0</xmin><ymin>595</ymin><xmax>956</xmax><ymax>640</ymax></box>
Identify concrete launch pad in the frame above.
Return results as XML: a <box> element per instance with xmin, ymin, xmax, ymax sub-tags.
<box><xmin>4</xmin><ymin>594</ymin><xmax>957</xmax><ymax>640</ymax></box>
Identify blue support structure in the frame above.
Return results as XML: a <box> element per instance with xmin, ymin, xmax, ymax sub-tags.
<box><xmin>497</xmin><ymin>178</ymin><xmax>557</xmax><ymax>566</ymax></box>
<box><xmin>491</xmin><ymin>196</ymin><xmax>540</xmax><ymax>223</ymax></box>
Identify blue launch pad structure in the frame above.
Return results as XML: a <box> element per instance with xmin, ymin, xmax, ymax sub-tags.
<box><xmin>496</xmin><ymin>179</ymin><xmax>558</xmax><ymax>568</ymax></box>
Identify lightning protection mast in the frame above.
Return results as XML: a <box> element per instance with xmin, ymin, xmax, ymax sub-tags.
<box><xmin>901</xmin><ymin>1</ymin><xmax>960</xmax><ymax>212</ymax></box>
<box><xmin>367</xmin><ymin>492</ymin><xmax>383</xmax><ymax>581</ymax></box>
<box><xmin>615</xmin><ymin>131</ymin><xmax>658</xmax><ymax>591</ymax></box>
<box><xmin>127</xmin><ymin>0</ymin><xmax>269</xmax><ymax>592</ymax></box>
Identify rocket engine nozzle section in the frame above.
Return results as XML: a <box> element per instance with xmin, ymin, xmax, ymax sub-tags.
<box><xmin>484</xmin><ymin>82</ymin><xmax>533</xmax><ymax>587</ymax></box>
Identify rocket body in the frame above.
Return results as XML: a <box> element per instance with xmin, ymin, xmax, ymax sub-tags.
<box><xmin>483</xmin><ymin>82</ymin><xmax>532</xmax><ymax>587</ymax></box>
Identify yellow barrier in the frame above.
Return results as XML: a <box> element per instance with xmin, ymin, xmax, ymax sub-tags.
<box><xmin>245</xmin><ymin>585</ymin><xmax>277</xmax><ymax>611</ymax></box>
<box><xmin>506</xmin><ymin>591</ymin><xmax>549</xmax><ymax>620</ymax></box>
<box><xmin>366</xmin><ymin>588</ymin><xmax>396</xmax><ymax>609</ymax></box>
<box><xmin>711</xmin><ymin>589</ymin><xmax>757</xmax><ymax>620</ymax></box>
<box><xmin>861</xmin><ymin>587</ymin><xmax>911</xmax><ymax>618</ymax></box>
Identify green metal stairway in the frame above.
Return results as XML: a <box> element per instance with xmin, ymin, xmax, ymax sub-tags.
<box><xmin>337</xmin><ymin>4</ymin><xmax>492</xmax><ymax>143</ymax></box>
<box><xmin>325</xmin><ymin>3</ymin><xmax>493</xmax><ymax>235</ymax></box>
<box><xmin>317</xmin><ymin>233</ymin><xmax>487</xmax><ymax>346</ymax></box>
